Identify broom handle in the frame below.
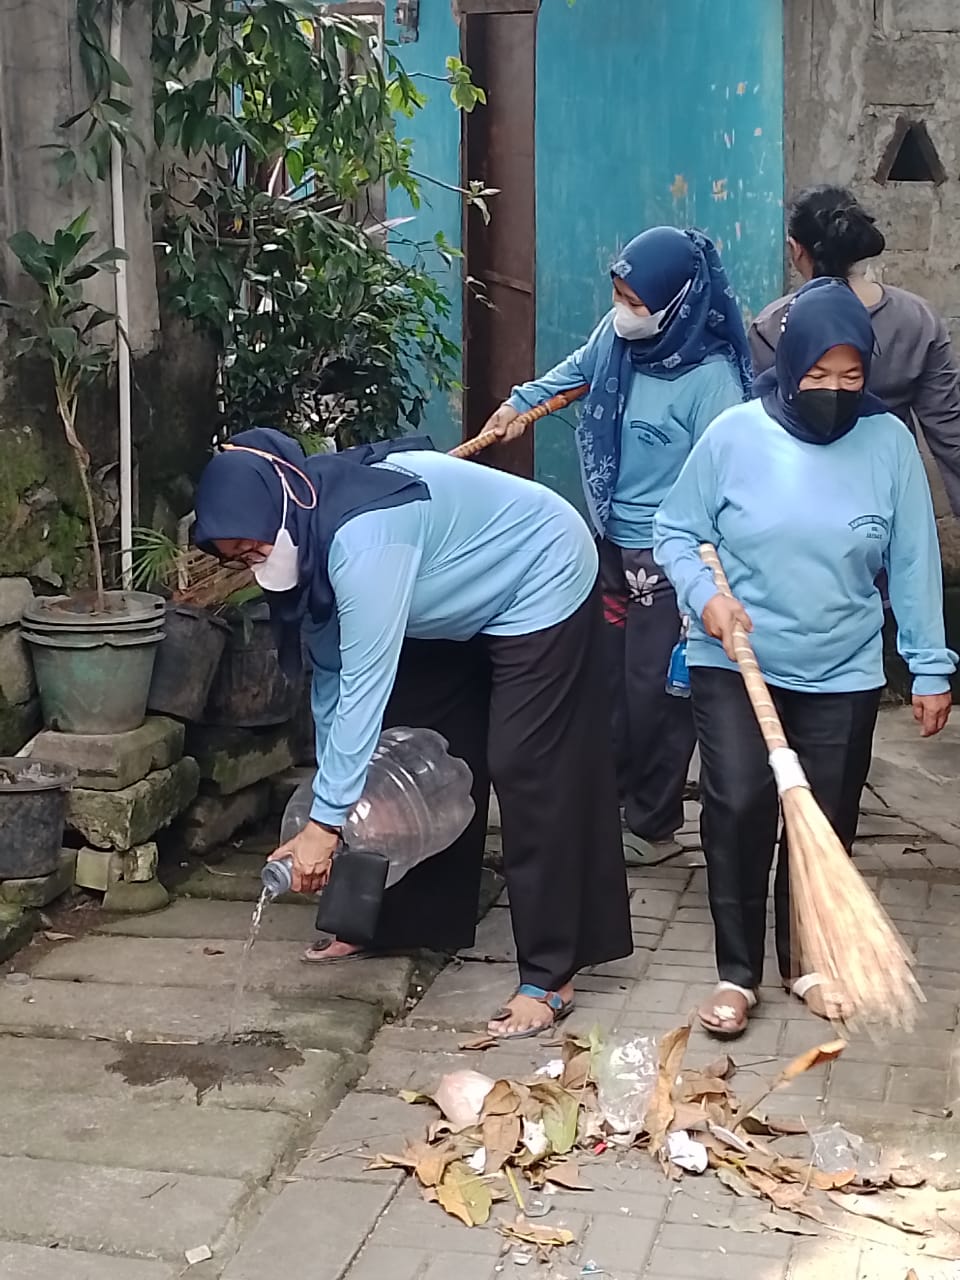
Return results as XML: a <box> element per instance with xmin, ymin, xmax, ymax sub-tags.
<box><xmin>448</xmin><ymin>385</ymin><xmax>589</xmax><ymax>461</ymax></box>
<box><xmin>699</xmin><ymin>543</ymin><xmax>788</xmax><ymax>754</ymax></box>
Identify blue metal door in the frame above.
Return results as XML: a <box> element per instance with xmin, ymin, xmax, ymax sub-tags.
<box><xmin>532</xmin><ymin>0</ymin><xmax>785</xmax><ymax>507</ymax></box>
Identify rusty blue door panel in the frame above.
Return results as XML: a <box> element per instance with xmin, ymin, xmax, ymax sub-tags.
<box><xmin>533</xmin><ymin>0</ymin><xmax>784</xmax><ymax>505</ymax></box>
<box><xmin>385</xmin><ymin>1</ymin><xmax>785</xmax><ymax>488</ymax></box>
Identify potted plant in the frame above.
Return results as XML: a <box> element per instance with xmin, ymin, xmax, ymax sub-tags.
<box><xmin>132</xmin><ymin>526</ymin><xmax>297</xmax><ymax>728</ymax></box>
<box><xmin>4</xmin><ymin>212</ymin><xmax>165</xmax><ymax>734</ymax></box>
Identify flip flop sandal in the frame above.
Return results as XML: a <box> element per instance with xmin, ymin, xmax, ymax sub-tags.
<box><xmin>698</xmin><ymin>982</ymin><xmax>757</xmax><ymax>1040</ymax></box>
<box><xmin>786</xmin><ymin>973</ymin><xmax>853</xmax><ymax>1023</ymax></box>
<box><xmin>488</xmin><ymin>983</ymin><xmax>576</xmax><ymax>1042</ymax></box>
<box><xmin>301</xmin><ymin>939</ymin><xmax>376</xmax><ymax>965</ymax></box>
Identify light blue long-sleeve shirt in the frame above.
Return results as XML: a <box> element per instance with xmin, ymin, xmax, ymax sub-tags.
<box><xmin>652</xmin><ymin>399</ymin><xmax>957</xmax><ymax>695</ymax></box>
<box><xmin>302</xmin><ymin>451</ymin><xmax>597</xmax><ymax>826</ymax></box>
<box><xmin>508</xmin><ymin>313</ymin><xmax>744</xmax><ymax>548</ymax></box>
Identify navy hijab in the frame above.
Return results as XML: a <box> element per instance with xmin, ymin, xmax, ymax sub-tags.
<box><xmin>753</xmin><ymin>277</ymin><xmax>887</xmax><ymax>443</ymax></box>
<box><xmin>577</xmin><ymin>227</ymin><xmax>752</xmax><ymax>531</ymax></box>
<box><xmin>193</xmin><ymin>427</ymin><xmax>432</xmax><ymax>676</ymax></box>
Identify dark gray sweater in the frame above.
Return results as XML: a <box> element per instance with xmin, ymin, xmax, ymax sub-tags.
<box><xmin>749</xmin><ymin>285</ymin><xmax>960</xmax><ymax>516</ymax></box>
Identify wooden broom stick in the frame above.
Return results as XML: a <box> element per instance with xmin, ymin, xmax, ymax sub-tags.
<box><xmin>448</xmin><ymin>385</ymin><xmax>589</xmax><ymax>461</ymax></box>
<box><xmin>698</xmin><ymin>543</ymin><xmax>922</xmax><ymax>1030</ymax></box>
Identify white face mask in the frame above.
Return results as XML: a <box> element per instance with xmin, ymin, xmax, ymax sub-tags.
<box><xmin>253</xmin><ymin>482</ymin><xmax>300</xmax><ymax>592</ymax></box>
<box><xmin>612</xmin><ymin>279</ymin><xmax>693</xmax><ymax>341</ymax></box>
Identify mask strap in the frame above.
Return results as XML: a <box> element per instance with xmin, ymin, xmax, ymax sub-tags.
<box><xmin>222</xmin><ymin>444</ymin><xmax>318</xmax><ymax>510</ymax></box>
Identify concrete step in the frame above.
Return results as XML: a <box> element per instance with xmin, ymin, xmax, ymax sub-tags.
<box><xmin>30</xmin><ymin>935</ymin><xmax>415</xmax><ymax>1016</ymax></box>
<box><xmin>0</xmin><ymin>1242</ymin><xmax>176</xmax><ymax>1280</ymax></box>
<box><xmin>169</xmin><ymin>852</ymin><xmax>311</xmax><ymax>905</ymax></box>
<box><xmin>0</xmin><ymin>978</ymin><xmax>380</xmax><ymax>1053</ymax></box>
<box><xmin>95</xmin><ymin>897</ymin><xmax>317</xmax><ymax>942</ymax></box>
<box><xmin>0</xmin><ymin>1091</ymin><xmax>296</xmax><ymax>1182</ymax></box>
<box><xmin>0</xmin><ymin>1156</ymin><xmax>247</xmax><ymax>1264</ymax></box>
<box><xmin>0</xmin><ymin>1035</ymin><xmax>352</xmax><ymax>1117</ymax></box>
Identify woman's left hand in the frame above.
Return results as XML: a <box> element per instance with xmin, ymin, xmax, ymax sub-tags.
<box><xmin>913</xmin><ymin>692</ymin><xmax>952</xmax><ymax>738</ymax></box>
<box><xmin>269</xmin><ymin>821</ymin><xmax>340</xmax><ymax>894</ymax></box>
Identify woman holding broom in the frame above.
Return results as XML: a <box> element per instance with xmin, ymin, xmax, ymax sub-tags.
<box><xmin>193</xmin><ymin>427</ymin><xmax>632</xmax><ymax>1040</ymax></box>
<box><xmin>484</xmin><ymin>227</ymin><xmax>752</xmax><ymax>862</ymax></box>
<box><xmin>653</xmin><ymin>278</ymin><xmax>956</xmax><ymax>1037</ymax></box>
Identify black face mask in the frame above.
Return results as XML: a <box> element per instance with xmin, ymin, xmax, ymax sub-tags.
<box><xmin>793</xmin><ymin>389</ymin><xmax>861</xmax><ymax>443</ymax></box>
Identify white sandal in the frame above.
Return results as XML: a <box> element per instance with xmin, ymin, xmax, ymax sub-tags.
<box><xmin>699</xmin><ymin>981</ymin><xmax>757</xmax><ymax>1039</ymax></box>
<box><xmin>786</xmin><ymin>972</ymin><xmax>853</xmax><ymax>1022</ymax></box>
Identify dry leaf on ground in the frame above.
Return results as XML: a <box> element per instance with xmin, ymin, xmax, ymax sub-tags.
<box><xmin>645</xmin><ymin>1023</ymin><xmax>691</xmax><ymax>1159</ymax></box>
<box><xmin>500</xmin><ymin>1217</ymin><xmax>575</xmax><ymax>1249</ymax></box>
<box><xmin>436</xmin><ymin>1161</ymin><xmax>492</xmax><ymax>1227</ymax></box>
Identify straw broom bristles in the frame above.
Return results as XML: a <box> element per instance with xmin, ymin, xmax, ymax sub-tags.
<box><xmin>699</xmin><ymin>544</ymin><xmax>922</xmax><ymax>1032</ymax></box>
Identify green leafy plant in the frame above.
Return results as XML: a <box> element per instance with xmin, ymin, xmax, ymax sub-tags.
<box><xmin>51</xmin><ymin>1</ymin><xmax>491</xmax><ymax>445</ymax></box>
<box><xmin>146</xmin><ymin>1</ymin><xmax>488</xmax><ymax>441</ymax></box>
<box><xmin>131</xmin><ymin>526</ymin><xmax>181</xmax><ymax>593</ymax></box>
<box><xmin>2</xmin><ymin>211</ymin><xmax>126</xmax><ymax>610</ymax></box>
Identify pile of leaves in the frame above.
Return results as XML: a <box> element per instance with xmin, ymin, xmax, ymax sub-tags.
<box><xmin>369</xmin><ymin>1023</ymin><xmax>956</xmax><ymax>1260</ymax></box>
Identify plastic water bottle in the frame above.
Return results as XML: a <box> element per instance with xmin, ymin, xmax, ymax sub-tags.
<box><xmin>261</xmin><ymin>857</ymin><xmax>294</xmax><ymax>899</ymax></box>
<box><xmin>665</xmin><ymin>619</ymin><xmax>691</xmax><ymax>699</ymax></box>
<box><xmin>275</xmin><ymin>727</ymin><xmax>475</xmax><ymax>890</ymax></box>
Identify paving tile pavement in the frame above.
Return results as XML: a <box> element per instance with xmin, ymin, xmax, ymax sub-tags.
<box><xmin>320</xmin><ymin>712</ymin><xmax>960</xmax><ymax>1280</ymax></box>
<box><xmin>0</xmin><ymin>710</ymin><xmax>958</xmax><ymax>1279</ymax></box>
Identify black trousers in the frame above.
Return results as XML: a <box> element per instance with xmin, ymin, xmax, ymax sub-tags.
<box><xmin>600</xmin><ymin>540</ymin><xmax>696</xmax><ymax>840</ymax></box>
<box><xmin>363</xmin><ymin>586</ymin><xmax>633</xmax><ymax>991</ymax></box>
<box><xmin>690</xmin><ymin>667</ymin><xmax>881</xmax><ymax>992</ymax></box>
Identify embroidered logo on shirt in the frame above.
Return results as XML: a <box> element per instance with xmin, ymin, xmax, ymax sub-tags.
<box><xmin>849</xmin><ymin>514</ymin><xmax>890</xmax><ymax>540</ymax></box>
<box><xmin>628</xmin><ymin>421</ymin><xmax>671</xmax><ymax>446</ymax></box>
<box><xmin>625</xmin><ymin>567</ymin><xmax>660</xmax><ymax>607</ymax></box>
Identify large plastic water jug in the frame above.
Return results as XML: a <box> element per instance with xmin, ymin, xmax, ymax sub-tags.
<box><xmin>279</xmin><ymin>727</ymin><xmax>475</xmax><ymax>888</ymax></box>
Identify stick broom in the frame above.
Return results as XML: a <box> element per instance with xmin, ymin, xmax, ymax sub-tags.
<box><xmin>699</xmin><ymin>543</ymin><xmax>922</xmax><ymax>1031</ymax></box>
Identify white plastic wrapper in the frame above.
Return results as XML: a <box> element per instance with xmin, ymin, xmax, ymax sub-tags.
<box><xmin>666</xmin><ymin>1130</ymin><xmax>708</xmax><ymax>1174</ymax></box>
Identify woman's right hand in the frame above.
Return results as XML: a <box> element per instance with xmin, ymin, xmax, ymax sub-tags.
<box><xmin>482</xmin><ymin>403</ymin><xmax>525</xmax><ymax>443</ymax></box>
<box><xmin>702</xmin><ymin>593</ymin><xmax>753</xmax><ymax>661</ymax></box>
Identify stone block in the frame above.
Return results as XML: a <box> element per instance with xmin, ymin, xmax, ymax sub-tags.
<box><xmin>0</xmin><ymin>904</ymin><xmax>37</xmax><ymax>962</ymax></box>
<box><xmin>74</xmin><ymin>847</ymin><xmax>124</xmax><ymax>892</ymax></box>
<box><xmin>0</xmin><ymin>578</ymin><xmax>34</xmax><ymax>627</ymax></box>
<box><xmin>102</xmin><ymin>878</ymin><xmax>170</xmax><ymax>914</ymax></box>
<box><xmin>889</xmin><ymin>0</ymin><xmax>960</xmax><ymax>33</ymax></box>
<box><xmin>67</xmin><ymin>756</ymin><xmax>199</xmax><ymax>851</ymax></box>
<box><xmin>178</xmin><ymin>782</ymin><xmax>270</xmax><ymax>855</ymax></box>
<box><xmin>0</xmin><ymin>628</ymin><xmax>35</xmax><ymax>705</ymax></box>
<box><xmin>863</xmin><ymin>36</ymin><xmax>945</xmax><ymax>106</ymax></box>
<box><xmin>122</xmin><ymin>840</ymin><xmax>158</xmax><ymax>883</ymax></box>
<box><xmin>186</xmin><ymin>724</ymin><xmax>295</xmax><ymax>796</ymax></box>
<box><xmin>23</xmin><ymin>717</ymin><xmax>184</xmax><ymax>791</ymax></box>
<box><xmin>0</xmin><ymin>697</ymin><xmax>40</xmax><ymax>756</ymax></box>
<box><xmin>0</xmin><ymin>849</ymin><xmax>75</xmax><ymax>908</ymax></box>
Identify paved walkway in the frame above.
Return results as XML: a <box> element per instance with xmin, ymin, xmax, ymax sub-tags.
<box><xmin>0</xmin><ymin>707</ymin><xmax>959</xmax><ymax>1279</ymax></box>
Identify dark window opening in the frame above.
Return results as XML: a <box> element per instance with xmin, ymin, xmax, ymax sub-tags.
<box><xmin>876</xmin><ymin>118</ymin><xmax>946</xmax><ymax>185</ymax></box>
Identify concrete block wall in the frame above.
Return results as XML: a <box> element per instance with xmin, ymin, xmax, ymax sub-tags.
<box><xmin>786</xmin><ymin>1</ymin><xmax>960</xmax><ymax>341</ymax></box>
<box><xmin>786</xmin><ymin>0</ymin><xmax>960</xmax><ymax>644</ymax></box>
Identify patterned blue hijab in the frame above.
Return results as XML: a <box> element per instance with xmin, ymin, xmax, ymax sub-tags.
<box><xmin>577</xmin><ymin>227</ymin><xmax>752</xmax><ymax>532</ymax></box>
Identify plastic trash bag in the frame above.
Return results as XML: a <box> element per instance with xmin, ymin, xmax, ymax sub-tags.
<box><xmin>593</xmin><ymin>1035</ymin><xmax>658</xmax><ymax>1137</ymax></box>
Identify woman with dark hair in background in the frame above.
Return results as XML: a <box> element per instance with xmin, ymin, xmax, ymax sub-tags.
<box><xmin>750</xmin><ymin>185</ymin><xmax>960</xmax><ymax>516</ymax></box>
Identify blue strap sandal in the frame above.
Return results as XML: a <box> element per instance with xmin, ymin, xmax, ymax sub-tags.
<box><xmin>488</xmin><ymin>983</ymin><xmax>576</xmax><ymax>1041</ymax></box>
